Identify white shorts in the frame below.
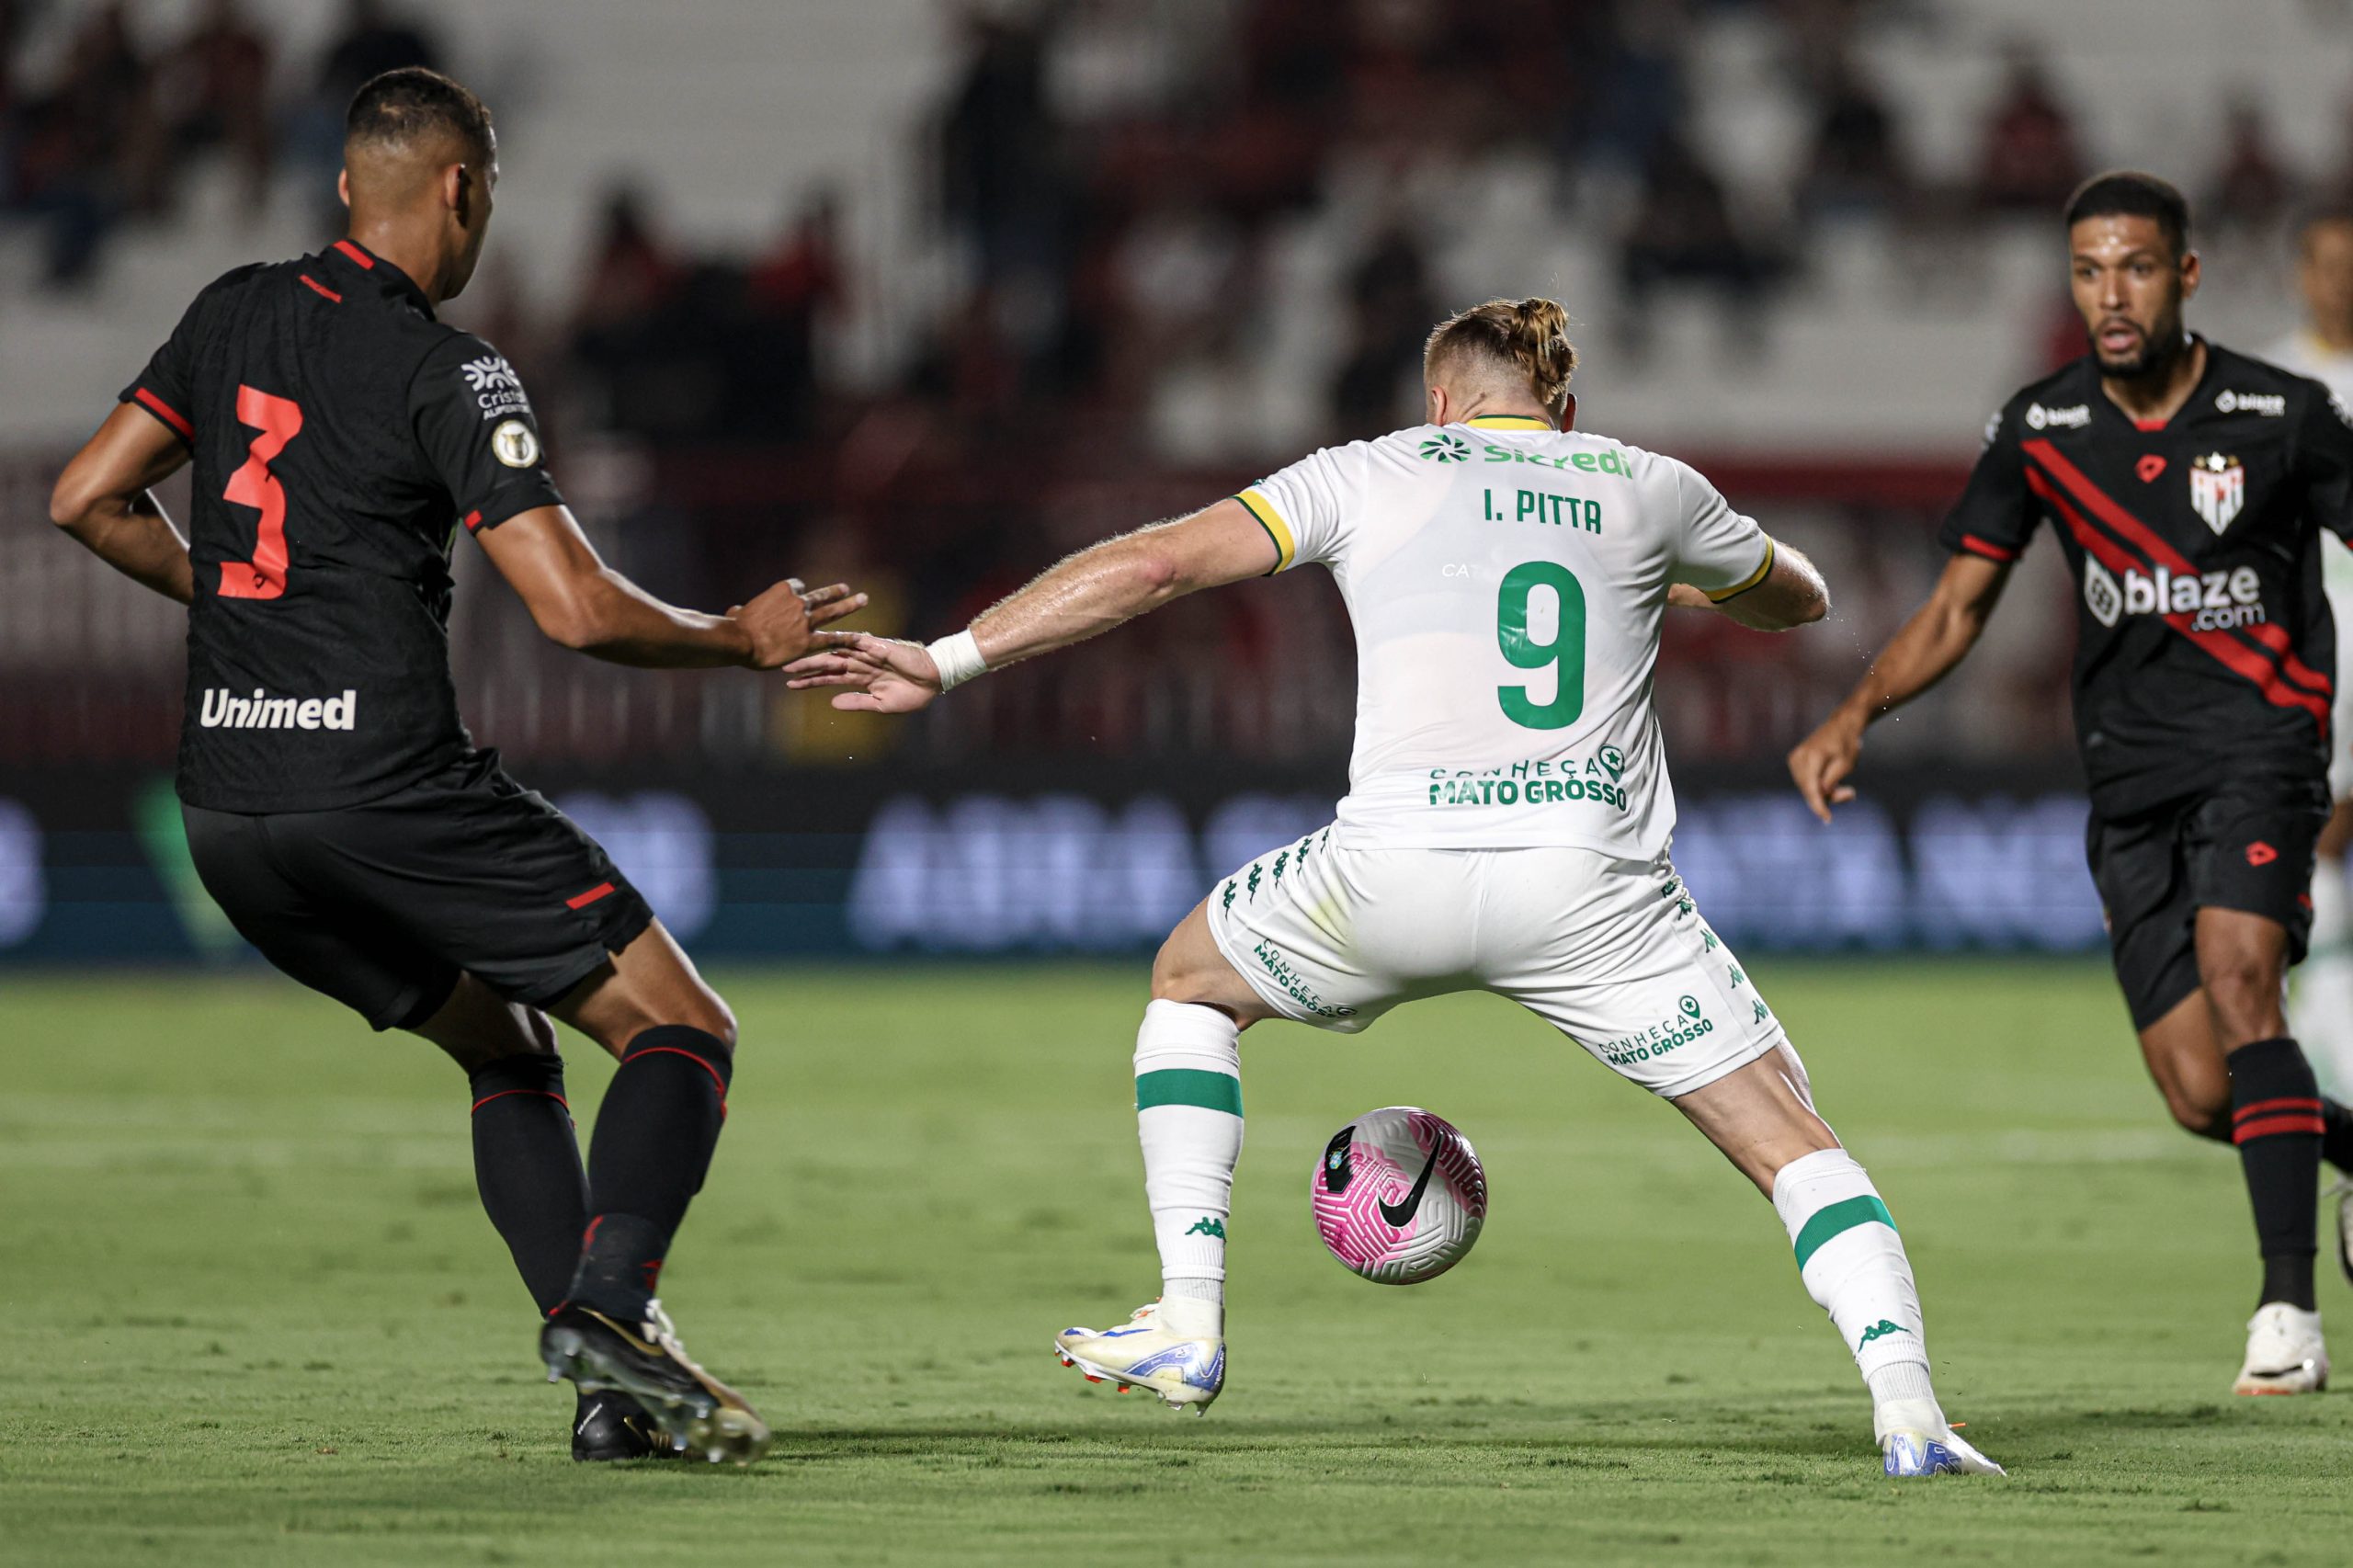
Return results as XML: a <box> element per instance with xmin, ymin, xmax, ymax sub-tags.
<box><xmin>1205</xmin><ymin>825</ymin><xmax>1789</xmax><ymax>1099</ymax></box>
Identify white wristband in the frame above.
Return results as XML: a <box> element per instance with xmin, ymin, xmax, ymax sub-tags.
<box><xmin>925</xmin><ymin>630</ymin><xmax>988</xmax><ymax>693</ymax></box>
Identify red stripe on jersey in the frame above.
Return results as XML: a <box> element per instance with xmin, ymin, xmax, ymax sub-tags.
<box><xmin>462</xmin><ymin>510</ymin><xmax>483</xmax><ymax>532</ymax></box>
<box><xmin>333</xmin><ymin>239</ymin><xmax>376</xmax><ymax>268</ymax></box>
<box><xmin>1958</xmin><ymin>534</ymin><xmax>2017</xmax><ymax>562</ymax></box>
<box><xmin>2023</xmin><ymin>449</ymin><xmax>2333</xmax><ymax>728</ymax></box>
<box><xmin>565</xmin><ymin>881</ymin><xmax>616</xmax><ymax>910</ymax></box>
<box><xmin>2234</xmin><ymin>1113</ymin><xmax>2327</xmax><ymax>1142</ymax></box>
<box><xmin>2132</xmin><ymin>417</ymin><xmax>2167</xmax><ymax>432</ymax></box>
<box><xmin>133</xmin><ymin>387</ymin><xmax>193</xmax><ymax>440</ymax></box>
<box><xmin>299</xmin><ymin>273</ymin><xmax>342</xmax><ymax>302</ymax></box>
<box><xmin>2243</xmin><ymin>621</ymin><xmax>2332</xmax><ymax>698</ymax></box>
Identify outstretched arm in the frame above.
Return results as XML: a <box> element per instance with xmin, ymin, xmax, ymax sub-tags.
<box><xmin>51</xmin><ymin>403</ymin><xmax>197</xmax><ymax>605</ymax></box>
<box><xmin>1786</xmin><ymin>551</ymin><xmax>2011</xmax><ymax>822</ymax></box>
<box><xmin>785</xmin><ymin>498</ymin><xmax>1280</xmax><ymax>711</ymax></box>
<box><xmin>1666</xmin><ymin>540</ymin><xmax>1830</xmax><ymax>630</ymax></box>
<box><xmin>477</xmin><ymin>506</ymin><xmax>866</xmax><ymax>669</ymax></box>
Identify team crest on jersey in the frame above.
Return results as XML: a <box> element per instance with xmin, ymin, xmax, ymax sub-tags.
<box><xmin>2188</xmin><ymin>452</ymin><xmax>2245</xmax><ymax>533</ymax></box>
<box><xmin>1419</xmin><ymin>433</ymin><xmax>1470</xmax><ymax>463</ymax></box>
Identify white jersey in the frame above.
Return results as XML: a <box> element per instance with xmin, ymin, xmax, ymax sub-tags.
<box><xmin>1237</xmin><ymin>415</ymin><xmax>1773</xmax><ymax>858</ymax></box>
<box><xmin>2267</xmin><ymin>331</ymin><xmax>2353</xmax><ymax>600</ymax></box>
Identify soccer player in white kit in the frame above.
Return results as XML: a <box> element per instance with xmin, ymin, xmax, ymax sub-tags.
<box><xmin>2271</xmin><ymin>205</ymin><xmax>2353</xmax><ymax>1110</ymax></box>
<box><xmin>788</xmin><ymin>298</ymin><xmax>2003</xmax><ymax>1478</ymax></box>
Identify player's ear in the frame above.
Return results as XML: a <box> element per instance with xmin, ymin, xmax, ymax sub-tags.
<box><xmin>444</xmin><ymin>163</ymin><xmax>467</xmax><ymax>218</ymax></box>
<box><xmin>2179</xmin><ymin>248</ymin><xmax>2201</xmax><ymax>301</ymax></box>
<box><xmin>337</xmin><ymin>168</ymin><xmax>350</xmax><ymax>210</ymax></box>
<box><xmin>1426</xmin><ymin>384</ymin><xmax>1449</xmax><ymax>426</ymax></box>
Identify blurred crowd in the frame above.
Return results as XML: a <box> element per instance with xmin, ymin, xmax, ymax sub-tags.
<box><xmin>0</xmin><ymin>0</ymin><xmax>443</xmax><ymax>285</ymax></box>
<box><xmin>10</xmin><ymin>0</ymin><xmax>2352</xmax><ymax>772</ymax></box>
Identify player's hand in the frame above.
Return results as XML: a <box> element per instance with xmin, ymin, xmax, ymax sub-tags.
<box><xmin>783</xmin><ymin>632</ymin><xmax>945</xmax><ymax>714</ymax></box>
<box><xmin>728</xmin><ymin>578</ymin><xmax>867</xmax><ymax>669</ymax></box>
<box><xmin>1788</xmin><ymin>710</ymin><xmax>1865</xmax><ymax>824</ymax></box>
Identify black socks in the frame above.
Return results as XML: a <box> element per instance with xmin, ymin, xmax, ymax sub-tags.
<box><xmin>2323</xmin><ymin>1096</ymin><xmax>2353</xmax><ymax>1176</ymax></box>
<box><xmin>2228</xmin><ymin>1037</ymin><xmax>2325</xmax><ymax>1312</ymax></box>
<box><xmin>467</xmin><ymin>1053</ymin><xmax>589</xmax><ymax>1314</ymax></box>
<box><xmin>570</xmin><ymin>1025</ymin><xmax>734</xmax><ymax>1316</ymax></box>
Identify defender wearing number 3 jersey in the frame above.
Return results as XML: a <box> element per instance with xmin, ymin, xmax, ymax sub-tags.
<box><xmin>790</xmin><ymin>297</ymin><xmax>2004</xmax><ymax>1479</ymax></box>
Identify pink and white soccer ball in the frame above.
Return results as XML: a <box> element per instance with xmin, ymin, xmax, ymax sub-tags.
<box><xmin>1311</xmin><ymin>1106</ymin><xmax>1487</xmax><ymax>1284</ymax></box>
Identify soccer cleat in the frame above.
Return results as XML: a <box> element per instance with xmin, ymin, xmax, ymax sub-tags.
<box><xmin>2332</xmin><ymin>1178</ymin><xmax>2353</xmax><ymax>1288</ymax></box>
<box><xmin>1052</xmin><ymin>1301</ymin><xmax>1224</xmax><ymax>1413</ymax></box>
<box><xmin>540</xmin><ymin>1299</ymin><xmax>771</xmax><ymax>1463</ymax></box>
<box><xmin>2234</xmin><ymin>1301</ymin><xmax>2330</xmax><ymax>1395</ymax></box>
<box><xmin>1881</xmin><ymin>1427</ymin><xmax>2006</xmax><ymax>1477</ymax></box>
<box><xmin>572</xmin><ymin>1389</ymin><xmax>687</xmax><ymax>1462</ymax></box>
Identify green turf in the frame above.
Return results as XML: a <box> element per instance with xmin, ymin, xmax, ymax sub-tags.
<box><xmin>2</xmin><ymin>960</ymin><xmax>2347</xmax><ymax>1565</ymax></box>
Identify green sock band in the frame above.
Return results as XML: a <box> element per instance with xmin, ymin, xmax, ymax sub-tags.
<box><xmin>1135</xmin><ymin>1068</ymin><xmax>1243</xmax><ymax>1116</ymax></box>
<box><xmin>1792</xmin><ymin>1195</ymin><xmax>1896</xmax><ymax>1271</ymax></box>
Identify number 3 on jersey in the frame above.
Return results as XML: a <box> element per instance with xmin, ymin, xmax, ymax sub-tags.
<box><xmin>220</xmin><ymin>384</ymin><xmax>302</xmax><ymax>601</ymax></box>
<box><xmin>1496</xmin><ymin>561</ymin><xmax>1586</xmax><ymax>729</ymax></box>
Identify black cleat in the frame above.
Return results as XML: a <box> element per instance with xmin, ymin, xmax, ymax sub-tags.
<box><xmin>541</xmin><ymin>1299</ymin><xmax>770</xmax><ymax>1465</ymax></box>
<box><xmin>573</xmin><ymin>1389</ymin><xmax>685</xmax><ymax>1461</ymax></box>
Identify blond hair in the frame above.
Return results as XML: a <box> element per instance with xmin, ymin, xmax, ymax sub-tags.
<box><xmin>1423</xmin><ymin>297</ymin><xmax>1577</xmax><ymax>419</ymax></box>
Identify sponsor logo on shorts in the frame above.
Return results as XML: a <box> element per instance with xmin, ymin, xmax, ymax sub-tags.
<box><xmin>2246</xmin><ymin>840</ymin><xmax>2279</xmax><ymax>867</ymax></box>
<box><xmin>1248</xmin><ymin>937</ymin><xmax>1355</xmax><ymax>1020</ymax></box>
<box><xmin>197</xmin><ymin>687</ymin><xmax>358</xmax><ymax>731</ymax></box>
<box><xmin>1597</xmin><ymin>994</ymin><xmax>1716</xmax><ymax>1071</ymax></box>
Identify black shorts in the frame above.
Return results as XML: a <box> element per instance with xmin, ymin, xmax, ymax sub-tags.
<box><xmin>2086</xmin><ymin>778</ymin><xmax>2327</xmax><ymax>1031</ymax></box>
<box><xmin>182</xmin><ymin>750</ymin><xmax>655</xmax><ymax>1030</ymax></box>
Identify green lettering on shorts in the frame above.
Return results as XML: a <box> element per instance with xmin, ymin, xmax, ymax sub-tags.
<box><xmin>1135</xmin><ymin>1069</ymin><xmax>1244</xmax><ymax>1116</ymax></box>
<box><xmin>1792</xmin><ymin>1195</ymin><xmax>1895</xmax><ymax>1271</ymax></box>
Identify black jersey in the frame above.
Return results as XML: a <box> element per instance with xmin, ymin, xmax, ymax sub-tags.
<box><xmin>123</xmin><ymin>238</ymin><xmax>563</xmax><ymax>813</ymax></box>
<box><xmin>1939</xmin><ymin>342</ymin><xmax>2353</xmax><ymax>815</ymax></box>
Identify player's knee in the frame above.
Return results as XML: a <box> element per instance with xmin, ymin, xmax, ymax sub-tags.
<box><xmin>2162</xmin><ymin>1085</ymin><xmax>2230</xmax><ymax>1141</ymax></box>
<box><xmin>2200</xmin><ymin>955</ymin><xmax>2284</xmax><ymax>1043</ymax></box>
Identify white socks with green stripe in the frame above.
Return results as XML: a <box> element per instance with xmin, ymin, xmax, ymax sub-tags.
<box><xmin>1771</xmin><ymin>1148</ymin><xmax>1942</xmax><ymax>1440</ymax></box>
<box><xmin>1134</xmin><ymin>999</ymin><xmax>1242</xmax><ymax>1338</ymax></box>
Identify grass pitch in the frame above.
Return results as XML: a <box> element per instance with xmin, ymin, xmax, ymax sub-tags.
<box><xmin>3</xmin><ymin>959</ymin><xmax>2347</xmax><ymax>1566</ymax></box>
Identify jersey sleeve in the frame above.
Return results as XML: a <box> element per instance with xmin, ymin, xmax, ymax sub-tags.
<box><xmin>119</xmin><ymin>294</ymin><xmax>205</xmax><ymax>446</ymax></box>
<box><xmin>1234</xmin><ymin>444</ymin><xmax>1358</xmax><ymax>573</ymax></box>
<box><xmin>409</xmin><ymin>334</ymin><xmax>564</xmax><ymax>535</ymax></box>
<box><xmin>1665</xmin><ymin>458</ymin><xmax>1776</xmax><ymax>600</ymax></box>
<box><xmin>1936</xmin><ymin>405</ymin><xmax>2037</xmax><ymax>562</ymax></box>
<box><xmin>2294</xmin><ymin>381</ymin><xmax>2353</xmax><ymax>544</ymax></box>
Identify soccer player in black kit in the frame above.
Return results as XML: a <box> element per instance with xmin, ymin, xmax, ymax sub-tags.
<box><xmin>1790</xmin><ymin>173</ymin><xmax>2353</xmax><ymax>1394</ymax></box>
<box><xmin>47</xmin><ymin>70</ymin><xmax>864</xmax><ymax>1462</ymax></box>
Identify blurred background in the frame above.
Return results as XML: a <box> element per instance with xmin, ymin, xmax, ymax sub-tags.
<box><xmin>4</xmin><ymin>0</ymin><xmax>2349</xmax><ymax>968</ymax></box>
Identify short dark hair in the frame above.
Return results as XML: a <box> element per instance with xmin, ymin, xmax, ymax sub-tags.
<box><xmin>346</xmin><ymin>67</ymin><xmax>493</xmax><ymax>162</ymax></box>
<box><xmin>2063</xmin><ymin>170</ymin><xmax>2190</xmax><ymax>258</ymax></box>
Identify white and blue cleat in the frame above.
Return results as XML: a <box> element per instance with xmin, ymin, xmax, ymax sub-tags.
<box><xmin>1053</xmin><ymin>1301</ymin><xmax>1224</xmax><ymax>1413</ymax></box>
<box><xmin>1881</xmin><ymin>1426</ymin><xmax>2006</xmax><ymax>1477</ymax></box>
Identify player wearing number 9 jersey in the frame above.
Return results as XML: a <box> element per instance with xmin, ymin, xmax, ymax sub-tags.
<box><xmin>48</xmin><ymin>68</ymin><xmax>873</xmax><ymax>1465</ymax></box>
<box><xmin>788</xmin><ymin>298</ymin><xmax>2003</xmax><ymax>1477</ymax></box>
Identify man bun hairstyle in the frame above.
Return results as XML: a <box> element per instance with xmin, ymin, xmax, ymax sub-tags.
<box><xmin>2063</xmin><ymin>170</ymin><xmax>2190</xmax><ymax>259</ymax></box>
<box><xmin>347</xmin><ymin>66</ymin><xmax>494</xmax><ymax>164</ymax></box>
<box><xmin>1425</xmin><ymin>297</ymin><xmax>1578</xmax><ymax>419</ymax></box>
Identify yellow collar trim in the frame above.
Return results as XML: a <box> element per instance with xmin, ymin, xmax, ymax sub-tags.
<box><xmin>1463</xmin><ymin>415</ymin><xmax>1554</xmax><ymax>430</ymax></box>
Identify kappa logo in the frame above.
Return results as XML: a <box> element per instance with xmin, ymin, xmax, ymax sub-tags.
<box><xmin>1856</xmin><ymin>1319</ymin><xmax>1911</xmax><ymax>1348</ymax></box>
<box><xmin>1419</xmin><ymin>433</ymin><xmax>1471</xmax><ymax>463</ymax></box>
<box><xmin>2189</xmin><ymin>452</ymin><xmax>2245</xmax><ymax>533</ymax></box>
<box><xmin>2025</xmin><ymin>402</ymin><xmax>2091</xmax><ymax>431</ymax></box>
<box><xmin>2216</xmin><ymin>389</ymin><xmax>2286</xmax><ymax>417</ymax></box>
<box><xmin>1183</xmin><ymin>1217</ymin><xmax>1226</xmax><ymax>1239</ymax></box>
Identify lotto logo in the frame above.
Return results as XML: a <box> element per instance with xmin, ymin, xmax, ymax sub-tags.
<box><xmin>2246</xmin><ymin>842</ymin><xmax>2279</xmax><ymax>868</ymax></box>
